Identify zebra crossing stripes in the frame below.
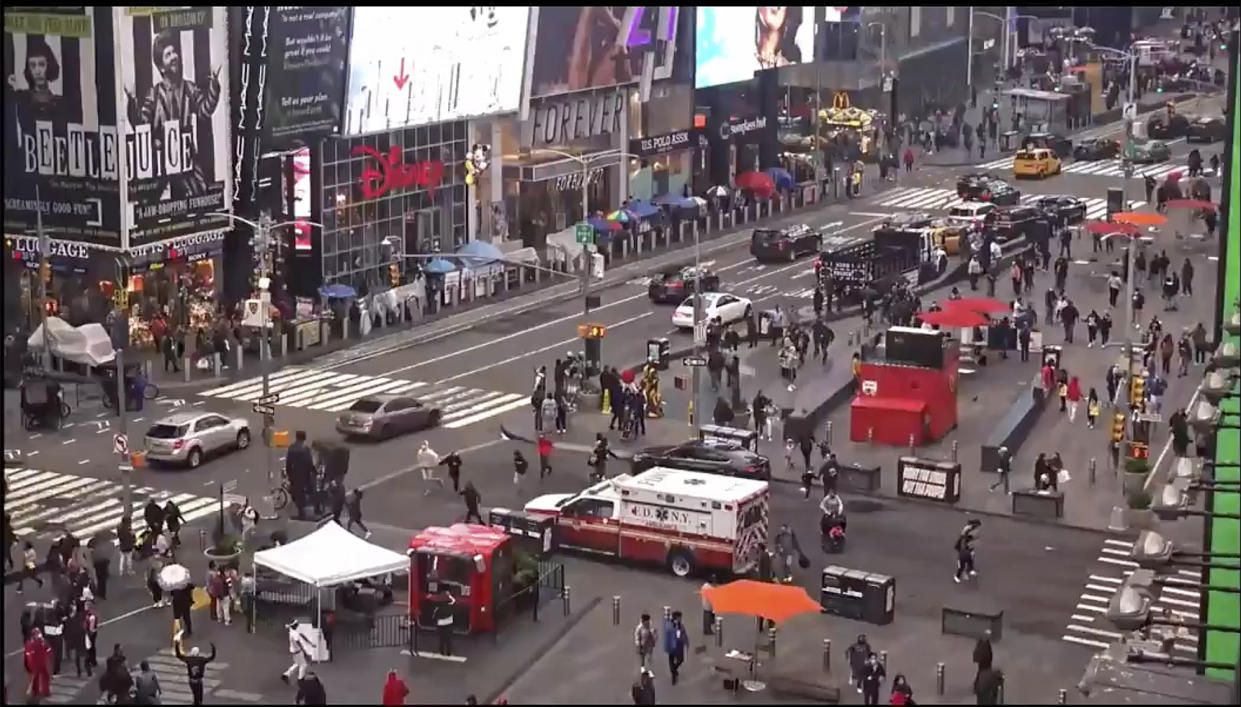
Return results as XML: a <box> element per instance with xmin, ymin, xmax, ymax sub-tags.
<box><xmin>34</xmin><ymin>673</ymin><xmax>92</xmax><ymax>704</ymax></box>
<box><xmin>4</xmin><ymin>467</ymin><xmax>219</xmax><ymax>544</ymax></box>
<box><xmin>876</xmin><ymin>188</ymin><xmax>1147</xmax><ymax>221</ymax></box>
<box><xmin>197</xmin><ymin>367</ymin><xmax>528</xmax><ymax>429</ymax></box>
<box><xmin>122</xmin><ymin>647</ymin><xmax>246</xmax><ymax>706</ymax></box>
<box><xmin>1061</xmin><ymin>538</ymin><xmax>1202</xmax><ymax>653</ymax></box>
<box><xmin>974</xmin><ymin>157</ymin><xmax>1190</xmax><ymax>180</ymax></box>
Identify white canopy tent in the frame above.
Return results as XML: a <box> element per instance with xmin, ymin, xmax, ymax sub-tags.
<box><xmin>254</xmin><ymin>521</ymin><xmax>407</xmax><ymax>587</ymax></box>
<box><xmin>27</xmin><ymin>317</ymin><xmax>116</xmax><ymax>367</ymax></box>
<box><xmin>251</xmin><ymin>522</ymin><xmax>409</xmax><ymax>659</ymax></box>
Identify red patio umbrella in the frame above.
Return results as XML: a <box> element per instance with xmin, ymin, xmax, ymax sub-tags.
<box><xmin>735</xmin><ymin>171</ymin><xmax>775</xmax><ymax>197</ymax></box>
<box><xmin>1084</xmin><ymin>220</ymin><xmax>1139</xmax><ymax>236</ymax></box>
<box><xmin>944</xmin><ymin>297</ymin><xmax>1009</xmax><ymax>314</ymax></box>
<box><xmin>1163</xmin><ymin>199</ymin><xmax>1216</xmax><ymax>212</ymax></box>
<box><xmin>918</xmin><ymin>308</ymin><xmax>988</xmax><ymax>328</ymax></box>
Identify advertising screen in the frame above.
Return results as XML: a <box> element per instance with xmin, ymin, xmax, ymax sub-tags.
<box><xmin>3</xmin><ymin>7</ymin><xmax>122</xmax><ymax>247</ymax></box>
<box><xmin>117</xmin><ymin>6</ymin><xmax>233</xmax><ymax>246</ymax></box>
<box><xmin>262</xmin><ymin>7</ymin><xmax>350</xmax><ymax>150</ymax></box>
<box><xmin>528</xmin><ymin>7</ymin><xmax>663</xmax><ymax>98</ymax></box>
<box><xmin>695</xmin><ymin>6</ymin><xmax>814</xmax><ymax>89</ymax></box>
<box><xmin>342</xmin><ymin>7</ymin><xmax>529</xmax><ymax>135</ymax></box>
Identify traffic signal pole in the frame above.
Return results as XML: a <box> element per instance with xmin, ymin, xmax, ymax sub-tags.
<box><xmin>35</xmin><ymin>183</ymin><xmax>52</xmax><ymax>370</ymax></box>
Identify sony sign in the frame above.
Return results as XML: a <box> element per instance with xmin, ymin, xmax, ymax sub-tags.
<box><xmin>523</xmin><ymin>90</ymin><xmax>628</xmax><ymax>147</ymax></box>
<box><xmin>718</xmin><ymin>116</ymin><xmax>768</xmax><ymax>141</ymax></box>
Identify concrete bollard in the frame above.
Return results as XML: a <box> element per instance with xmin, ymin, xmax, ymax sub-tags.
<box><xmin>142</xmin><ymin>359</ymin><xmax>153</xmax><ymax>379</ymax></box>
<box><xmin>868</xmin><ymin>427</ymin><xmax>875</xmax><ymax>444</ymax></box>
<box><xmin>825</xmin><ymin>421</ymin><xmax>833</xmax><ymax>446</ymax></box>
<box><xmin>278</xmin><ymin>331</ymin><xmax>288</xmax><ymax>359</ymax></box>
<box><xmin>908</xmin><ymin>434</ymin><xmax>916</xmax><ymax>456</ymax></box>
<box><xmin>212</xmin><ymin>353</ymin><xmax>222</xmax><ymax>377</ymax></box>
<box><xmin>562</xmin><ymin>586</ymin><xmax>571</xmax><ymax>616</ymax></box>
<box><xmin>767</xmin><ymin>626</ymin><xmax>777</xmax><ymax>657</ymax></box>
<box><xmin>1089</xmin><ymin>457</ymin><xmax>1097</xmax><ymax>484</ymax></box>
<box><xmin>1057</xmin><ymin>688</ymin><xmax>1066</xmax><ymax>704</ymax></box>
<box><xmin>823</xmin><ymin>639</ymin><xmax>831</xmax><ymax>672</ymax></box>
<box><xmin>714</xmin><ymin>617</ymin><xmax>723</xmax><ymax>647</ymax></box>
<box><xmin>613</xmin><ymin>596</ymin><xmax>621</xmax><ymax>626</ymax></box>
<box><xmin>183</xmin><ymin>356</ymin><xmax>192</xmax><ymax>383</ymax></box>
<box><xmin>235</xmin><ymin>344</ymin><xmax>244</xmax><ymax>372</ymax></box>
<box><xmin>937</xmin><ymin>662</ymin><xmax>945</xmax><ymax>695</ymax></box>
<box><xmin>880</xmin><ymin>650</ymin><xmax>887</xmax><ymax>669</ymax></box>
<box><xmin>951</xmin><ymin>440</ymin><xmax>959</xmax><ymax>462</ymax></box>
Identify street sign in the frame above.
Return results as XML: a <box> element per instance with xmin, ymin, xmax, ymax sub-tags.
<box><xmin>222</xmin><ymin>479</ymin><xmax>238</xmax><ymax>494</ymax></box>
<box><xmin>256</xmin><ymin>393</ymin><xmax>280</xmax><ymax>405</ymax></box>
<box><xmin>252</xmin><ymin>403</ymin><xmax>277</xmax><ymax>416</ymax></box>
<box><xmin>1122</xmin><ymin>102</ymin><xmax>1137</xmax><ymax>121</ymax></box>
<box><xmin>682</xmin><ymin>356</ymin><xmax>707</xmax><ymax>367</ymax></box>
<box><xmin>574</xmin><ymin>223</ymin><xmax>594</xmax><ymax>245</ymax></box>
<box><xmin>982</xmin><ymin>38</ymin><xmax>995</xmax><ymax>50</ymax></box>
<box><xmin>113</xmin><ymin>434</ymin><xmax>128</xmax><ymax>455</ymax></box>
<box><xmin>693</xmin><ymin>321</ymin><xmax>708</xmax><ymax>345</ymax></box>
<box><xmin>1135</xmin><ymin>412</ymin><xmax>1163</xmax><ymax>423</ymax></box>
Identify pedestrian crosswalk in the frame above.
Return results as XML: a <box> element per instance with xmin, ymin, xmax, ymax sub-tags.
<box><xmin>1061</xmin><ymin>538</ymin><xmax>1203</xmax><ymax>654</ymax></box>
<box><xmin>38</xmin><ymin>672</ymin><xmax>92</xmax><ymax>704</ymax></box>
<box><xmin>875</xmin><ymin>188</ymin><xmax>1147</xmax><ymax>220</ymax></box>
<box><xmin>974</xmin><ymin>157</ymin><xmax>1189</xmax><ymax>180</ymax></box>
<box><xmin>4</xmin><ymin>467</ymin><xmax>219</xmax><ymax>545</ymax></box>
<box><xmin>198</xmin><ymin>366</ymin><xmax>529</xmax><ymax>429</ymax></box>
<box><xmin>109</xmin><ymin>647</ymin><xmax>254</xmax><ymax>705</ymax></box>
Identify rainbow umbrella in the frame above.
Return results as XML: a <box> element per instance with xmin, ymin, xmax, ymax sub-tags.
<box><xmin>605</xmin><ymin>209</ymin><xmax>632</xmax><ymax>223</ymax></box>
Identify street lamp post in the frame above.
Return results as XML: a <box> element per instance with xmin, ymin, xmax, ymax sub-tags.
<box><xmin>210</xmin><ymin>212</ymin><xmax>323</xmax><ymax>518</ymax></box>
<box><xmin>866</xmin><ymin>22</ymin><xmax>887</xmax><ymax>87</ymax></box>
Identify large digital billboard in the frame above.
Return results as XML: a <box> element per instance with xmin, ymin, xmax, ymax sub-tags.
<box><xmin>695</xmin><ymin>6</ymin><xmax>814</xmax><ymax>89</ymax></box>
<box><xmin>342</xmin><ymin>7</ymin><xmax>529</xmax><ymax>135</ymax></box>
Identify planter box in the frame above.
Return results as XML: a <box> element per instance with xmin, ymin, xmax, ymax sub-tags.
<box><xmin>1123</xmin><ymin>471</ymin><xmax>1147</xmax><ymax>496</ymax></box>
<box><xmin>1126</xmin><ymin>508</ymin><xmax>1156</xmax><ymax>532</ymax></box>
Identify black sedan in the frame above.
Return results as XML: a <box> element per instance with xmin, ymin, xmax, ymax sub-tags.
<box><xmin>648</xmin><ymin>265</ymin><xmax>720</xmax><ymax>304</ymax></box>
<box><xmin>631</xmin><ymin>441</ymin><xmax>771</xmax><ymax>480</ymax></box>
<box><xmin>750</xmin><ymin>225</ymin><xmax>823</xmax><ymax>263</ymax></box>
<box><xmin>1147</xmin><ymin>113</ymin><xmax>1191</xmax><ymax>140</ymax></box>
<box><xmin>1022</xmin><ymin>132</ymin><xmax>1073</xmax><ymax>160</ymax></box>
<box><xmin>957</xmin><ymin>175</ymin><xmax>1020</xmax><ymax>206</ymax></box>
<box><xmin>1073</xmin><ymin>138</ymin><xmax>1122</xmax><ymax>161</ymax></box>
<box><xmin>1186</xmin><ymin>116</ymin><xmax>1226</xmax><ymax>143</ymax></box>
<box><xmin>1034</xmin><ymin>196</ymin><xmax>1088</xmax><ymax>225</ymax></box>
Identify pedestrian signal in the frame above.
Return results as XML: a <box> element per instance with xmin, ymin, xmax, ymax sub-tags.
<box><xmin>1127</xmin><ymin>441</ymin><xmax>1149</xmax><ymax>460</ymax></box>
<box><xmin>1129</xmin><ymin>375</ymin><xmax>1144</xmax><ymax>406</ymax></box>
<box><xmin>1110</xmin><ymin>413</ymin><xmax>1126</xmax><ymax>443</ymax></box>
<box><xmin>40</xmin><ymin>261</ymin><xmax>51</xmax><ymax>283</ymax></box>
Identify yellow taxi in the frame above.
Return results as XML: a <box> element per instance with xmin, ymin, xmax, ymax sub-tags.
<box><xmin>1013</xmin><ymin>148</ymin><xmax>1061</xmax><ymax>179</ymax></box>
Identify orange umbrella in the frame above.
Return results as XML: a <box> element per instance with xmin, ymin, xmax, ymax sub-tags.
<box><xmin>701</xmin><ymin>579</ymin><xmax>823</xmax><ymax>624</ymax></box>
<box><xmin>1112</xmin><ymin>211</ymin><xmax>1167</xmax><ymax>226</ymax></box>
<box><xmin>919</xmin><ymin>308</ymin><xmax>989</xmax><ymax>328</ymax></box>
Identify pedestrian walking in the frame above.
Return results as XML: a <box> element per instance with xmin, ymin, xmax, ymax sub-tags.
<box><xmin>989</xmin><ymin>446</ymin><xmax>1012</xmax><ymax>493</ymax></box>
<box><xmin>1159</xmin><ymin>334</ymin><xmax>1174</xmax><ymax>376</ymax></box>
<box><xmin>1099</xmin><ymin>312</ymin><xmax>1113</xmax><ymax>346</ymax></box>
<box><xmin>345</xmin><ymin>488</ymin><xmax>371</xmax><ymax>538</ymax></box>
<box><xmin>903</xmin><ymin>147</ymin><xmax>914</xmax><ymax>173</ymax></box>
<box><xmin>974</xmin><ymin>630</ymin><xmax>994</xmax><ymax>682</ymax></box>
<box><xmin>1086</xmin><ymin>389</ymin><xmax>1101</xmax><ymax>429</ymax></box>
<box><xmin>663</xmin><ymin>610</ymin><xmax>689</xmax><ymax>684</ymax></box>
<box><xmin>147</xmin><ymin>557</ymin><xmax>165</xmax><ymax>607</ymax></box>
<box><xmin>417</xmin><ymin>441</ymin><xmax>443</xmax><ymax>495</ymax></box>
<box><xmin>24</xmin><ymin>628</ymin><xmax>52</xmax><ymax>702</ymax></box>
<box><xmin>954</xmin><ymin>521</ymin><xmax>981</xmax><ymax>583</ymax></box>
<box><xmin>1178</xmin><ymin>334</ymin><xmax>1192</xmax><ymax>377</ymax></box>
<box><xmin>282</xmin><ymin>620</ymin><xmax>312</xmax><ymax>684</ymax></box>
<box><xmin>634</xmin><ymin>613</ymin><xmax>658</xmax><ymax>668</ymax></box>
<box><xmin>116</xmin><ymin>518</ymin><xmax>135</xmax><ymax>577</ymax></box>
<box><xmin>171</xmin><ymin>584</ymin><xmax>194</xmax><ymax>638</ymax></box>
<box><xmin>16</xmin><ymin>540</ymin><xmax>43</xmax><ymax>593</ymax></box>
<box><xmin>890</xmin><ymin>674</ymin><xmax>915</xmax><ymax>705</ymax></box>
<box><xmin>846</xmin><ymin>634</ymin><xmax>873</xmax><ymax>693</ymax></box>
<box><xmin>752</xmin><ymin>391</ymin><xmax>772</xmax><ymax>442</ymax></box>
<box><xmin>861</xmin><ymin>652</ymin><xmax>887</xmax><ymax>705</ymax></box>
<box><xmin>631</xmin><ymin>669</ymin><xmax>656</xmax><ymax>705</ymax></box>
<box><xmin>62</xmin><ymin>604</ymin><xmax>86</xmax><ymax>678</ymax></box>
<box><xmin>1066</xmin><ymin>376</ymin><xmax>1082</xmax><ymax>422</ymax></box>
<box><xmin>296</xmin><ymin>670</ymin><xmax>328</xmax><ymax>705</ymax></box>
<box><xmin>440</xmin><ymin>451</ymin><xmax>463</xmax><ymax>493</ymax></box>
<box><xmin>701</xmin><ymin>581</ymin><xmax>716</xmax><ymax>635</ymax></box>
<box><xmin>1085</xmin><ymin>310</ymin><xmax>1099</xmax><ymax>348</ymax></box>
<box><xmin>462</xmin><ymin>482</ymin><xmax>484</xmax><ymax>524</ymax></box>
<box><xmin>239</xmin><ymin>570</ymin><xmax>256</xmax><ymax>633</ymax></box>
<box><xmin>536</xmin><ymin>435</ymin><xmax>553</xmax><ymax>478</ymax></box>
<box><xmin>174</xmin><ymin>643</ymin><xmax>216</xmax><ymax>705</ymax></box>
<box><xmin>1057</xmin><ymin>375</ymin><xmax>1069</xmax><ymax>412</ymax></box>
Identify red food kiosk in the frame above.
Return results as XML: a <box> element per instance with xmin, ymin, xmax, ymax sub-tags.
<box><xmin>408</xmin><ymin>524</ymin><xmax>512</xmax><ymax>634</ymax></box>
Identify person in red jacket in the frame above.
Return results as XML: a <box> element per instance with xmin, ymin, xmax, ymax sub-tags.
<box><xmin>382</xmin><ymin>669</ymin><xmax>409</xmax><ymax>705</ymax></box>
<box><xmin>903</xmin><ymin>147</ymin><xmax>914</xmax><ymax>173</ymax></box>
<box><xmin>536</xmin><ymin>435</ymin><xmax>553</xmax><ymax>478</ymax></box>
<box><xmin>1066</xmin><ymin>376</ymin><xmax>1083</xmax><ymax>423</ymax></box>
<box><xmin>24</xmin><ymin>627</ymin><xmax>52</xmax><ymax>700</ymax></box>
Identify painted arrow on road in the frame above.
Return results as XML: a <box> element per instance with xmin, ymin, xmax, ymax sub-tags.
<box><xmin>158</xmin><ymin>398</ymin><xmax>187</xmax><ymax>407</ymax></box>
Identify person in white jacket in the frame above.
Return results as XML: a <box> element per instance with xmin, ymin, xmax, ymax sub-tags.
<box><xmin>418</xmin><ymin>441</ymin><xmax>442</xmax><ymax>495</ymax></box>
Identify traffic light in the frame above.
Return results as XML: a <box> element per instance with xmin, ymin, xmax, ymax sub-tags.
<box><xmin>1129</xmin><ymin>374</ymin><xmax>1145</xmax><ymax>407</ymax></box>
<box><xmin>39</xmin><ymin>260</ymin><xmax>51</xmax><ymax>283</ymax></box>
<box><xmin>388</xmin><ymin>264</ymin><xmax>400</xmax><ymax>287</ymax></box>
<box><xmin>1110</xmin><ymin>412</ymin><xmax>1126</xmax><ymax>444</ymax></box>
<box><xmin>1127</xmin><ymin>441</ymin><xmax>1149</xmax><ymax>460</ymax></box>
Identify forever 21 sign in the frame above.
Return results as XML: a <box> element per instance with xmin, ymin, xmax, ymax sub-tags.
<box><xmin>629</xmin><ymin>129</ymin><xmax>699</xmax><ymax>159</ymax></box>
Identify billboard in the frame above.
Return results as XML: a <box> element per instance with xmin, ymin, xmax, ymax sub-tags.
<box><xmin>529</xmin><ymin>7</ymin><xmax>649</xmax><ymax>98</ymax></box>
<box><xmin>262</xmin><ymin>7</ymin><xmax>350</xmax><ymax>150</ymax></box>
<box><xmin>3</xmin><ymin>7</ymin><xmax>122</xmax><ymax>248</ymax></box>
<box><xmin>695</xmin><ymin>7</ymin><xmax>814</xmax><ymax>89</ymax></box>
<box><xmin>342</xmin><ymin>7</ymin><xmax>529</xmax><ymax>136</ymax></box>
<box><xmin>117</xmin><ymin>7</ymin><xmax>233</xmax><ymax>246</ymax></box>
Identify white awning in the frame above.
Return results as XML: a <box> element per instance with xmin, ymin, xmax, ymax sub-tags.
<box><xmin>253</xmin><ymin>521</ymin><xmax>407</xmax><ymax>588</ymax></box>
<box><xmin>27</xmin><ymin>317</ymin><xmax>116</xmax><ymax>367</ymax></box>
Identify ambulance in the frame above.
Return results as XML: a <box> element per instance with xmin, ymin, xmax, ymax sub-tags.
<box><xmin>522</xmin><ymin>467</ymin><xmax>769</xmax><ymax>578</ymax></box>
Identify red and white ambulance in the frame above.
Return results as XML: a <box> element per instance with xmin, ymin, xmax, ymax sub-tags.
<box><xmin>523</xmin><ymin>466</ymin><xmax>769</xmax><ymax>577</ymax></box>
